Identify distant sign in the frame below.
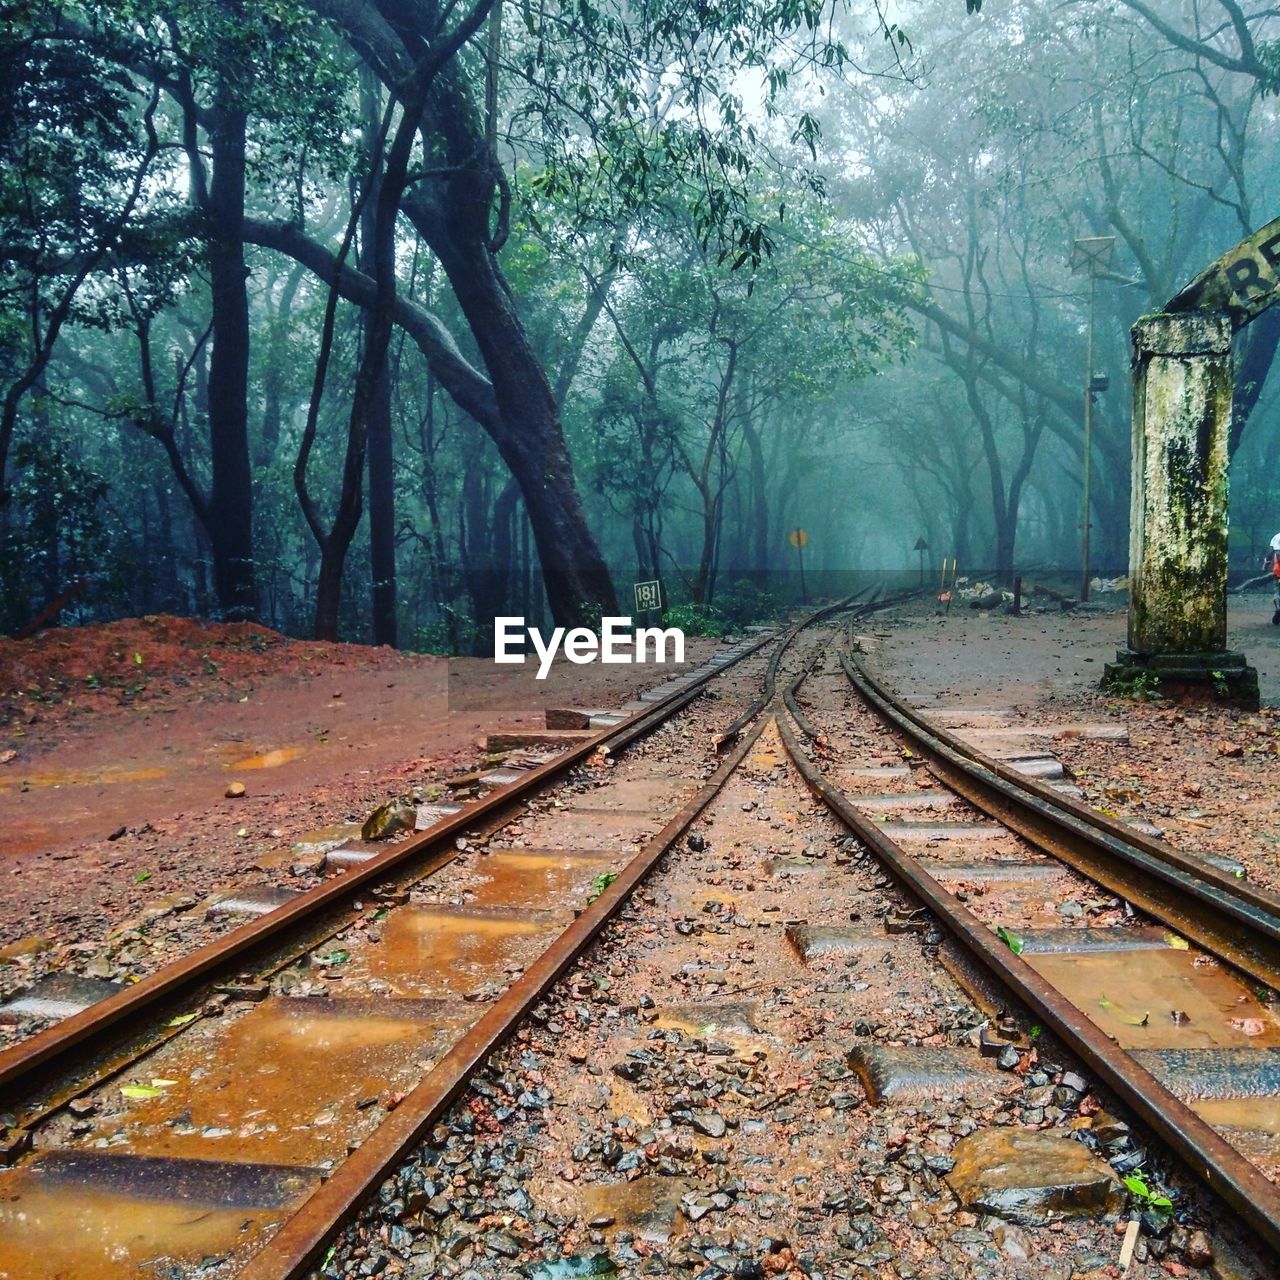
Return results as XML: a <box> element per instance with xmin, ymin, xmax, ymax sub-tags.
<box><xmin>1167</xmin><ymin>215</ymin><xmax>1280</xmax><ymax>331</ymax></box>
<box><xmin>788</xmin><ymin>528</ymin><xmax>809</xmax><ymax>549</ymax></box>
<box><xmin>633</xmin><ymin>579</ymin><xmax>662</xmax><ymax>613</ymax></box>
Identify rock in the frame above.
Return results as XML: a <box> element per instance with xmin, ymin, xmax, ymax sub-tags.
<box><xmin>997</xmin><ymin>1045</ymin><xmax>1021</xmax><ymax>1071</ymax></box>
<box><xmin>362</xmin><ymin>799</ymin><xmax>417</xmax><ymax>841</ymax></box>
<box><xmin>992</xmin><ymin>1222</ymin><xmax>1031</xmax><ymax>1260</ymax></box>
<box><xmin>225</xmin><ymin>781</ymin><xmax>247</xmax><ymax>799</ymax></box>
<box><xmin>689</xmin><ymin>1111</ymin><xmax>727</xmax><ymax>1139</ymax></box>
<box><xmin>946</xmin><ymin>1128</ymin><xmax>1123</xmax><ymax>1225</ymax></box>
<box><xmin>1091</xmin><ymin>1112</ymin><xmax>1130</xmax><ymax>1145</ymax></box>
<box><xmin>1185</xmin><ymin>1230</ymin><xmax>1212</xmax><ymax>1266</ymax></box>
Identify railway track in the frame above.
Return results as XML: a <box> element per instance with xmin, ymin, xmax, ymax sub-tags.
<box><xmin>0</xmin><ymin>595</ymin><xmax>890</xmax><ymax>1280</ymax></box>
<box><xmin>781</xmin><ymin>646</ymin><xmax>1280</xmax><ymax>1256</ymax></box>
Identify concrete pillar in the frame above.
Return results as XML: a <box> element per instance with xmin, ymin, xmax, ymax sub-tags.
<box><xmin>1127</xmin><ymin>312</ymin><xmax>1233</xmax><ymax>654</ymax></box>
<box><xmin>1108</xmin><ymin>310</ymin><xmax>1257</xmax><ymax>706</ymax></box>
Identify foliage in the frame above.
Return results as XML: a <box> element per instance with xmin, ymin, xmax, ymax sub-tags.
<box><xmin>0</xmin><ymin>434</ymin><xmax>119</xmax><ymax>632</ymax></box>
<box><xmin>1106</xmin><ymin>669</ymin><xmax>1162</xmax><ymax>702</ymax></box>
<box><xmin>715</xmin><ymin>578</ymin><xmax>782</xmax><ymax>627</ymax></box>
<box><xmin>662</xmin><ymin>602</ymin><xmax>726</xmax><ymax>637</ymax></box>
<box><xmin>1122</xmin><ymin>1171</ymin><xmax>1173</xmax><ymax>1215</ymax></box>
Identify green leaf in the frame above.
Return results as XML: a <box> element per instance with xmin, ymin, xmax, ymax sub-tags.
<box><xmin>322</xmin><ymin>949</ymin><xmax>350</xmax><ymax>966</ymax></box>
<box><xmin>996</xmin><ymin>926</ymin><xmax>1024</xmax><ymax>955</ymax></box>
<box><xmin>1100</xmin><ymin>994</ymin><xmax>1151</xmax><ymax>1026</ymax></box>
<box><xmin>121</xmin><ymin>1084</ymin><xmax>163</xmax><ymax>1100</ymax></box>
<box><xmin>135</xmin><ymin>871</ymin><xmax>151</xmax><ymax>883</ymax></box>
<box><xmin>587</xmin><ymin>872</ymin><xmax>619</xmax><ymax>904</ymax></box>
<box><xmin>166</xmin><ymin>1013</ymin><xmax>198</xmax><ymax>1028</ymax></box>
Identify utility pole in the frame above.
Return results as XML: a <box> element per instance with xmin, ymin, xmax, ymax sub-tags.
<box><xmin>1072</xmin><ymin>235</ymin><xmax>1115</xmax><ymax>603</ymax></box>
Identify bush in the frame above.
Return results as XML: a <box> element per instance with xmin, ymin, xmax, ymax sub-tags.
<box><xmin>662</xmin><ymin>601</ymin><xmax>725</xmax><ymax>636</ymax></box>
<box><xmin>715</xmin><ymin>578</ymin><xmax>781</xmax><ymax>628</ymax></box>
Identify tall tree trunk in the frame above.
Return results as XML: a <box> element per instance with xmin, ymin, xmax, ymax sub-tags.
<box><xmin>360</xmin><ymin>84</ymin><xmax>398</xmax><ymax>646</ymax></box>
<box><xmin>258</xmin><ymin>263</ymin><xmax>304</xmax><ymax>467</ymax></box>
<box><xmin>742</xmin><ymin>416</ymin><xmax>768</xmax><ymax>573</ymax></box>
<box><xmin>206</xmin><ymin>95</ymin><xmax>257</xmax><ymax>620</ymax></box>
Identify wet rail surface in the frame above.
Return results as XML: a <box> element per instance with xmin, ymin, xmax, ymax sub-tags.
<box><xmin>0</xmin><ymin>599</ymin><xmax>888</xmax><ymax>1279</ymax></box>
<box><xmin>780</xmin><ymin>648</ymin><xmax>1280</xmax><ymax>1255</ymax></box>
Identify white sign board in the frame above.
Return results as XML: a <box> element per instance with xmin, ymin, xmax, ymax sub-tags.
<box><xmin>633</xmin><ymin>580</ymin><xmax>662</xmax><ymax>613</ymax></box>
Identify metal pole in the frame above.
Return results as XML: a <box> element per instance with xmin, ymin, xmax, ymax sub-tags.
<box><xmin>1081</xmin><ymin>270</ymin><xmax>1096</xmax><ymax>603</ymax></box>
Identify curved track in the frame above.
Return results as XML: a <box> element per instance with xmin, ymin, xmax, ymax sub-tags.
<box><xmin>778</xmin><ymin>645</ymin><xmax>1280</xmax><ymax>1255</ymax></box>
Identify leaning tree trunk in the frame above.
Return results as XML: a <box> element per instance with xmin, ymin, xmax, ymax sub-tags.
<box><xmin>423</xmin><ymin>228</ymin><xmax>617</xmax><ymax>625</ymax></box>
<box><xmin>205</xmin><ymin>96</ymin><xmax>257</xmax><ymax>621</ymax></box>
<box><xmin>402</xmin><ymin>60</ymin><xmax>616</xmax><ymax>627</ymax></box>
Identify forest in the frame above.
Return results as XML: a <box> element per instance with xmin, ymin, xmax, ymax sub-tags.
<box><xmin>2</xmin><ymin>0</ymin><xmax>1278</xmax><ymax>651</ymax></box>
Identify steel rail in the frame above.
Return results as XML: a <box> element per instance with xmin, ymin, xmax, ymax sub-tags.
<box><xmin>717</xmin><ymin>586</ymin><xmax>919</xmax><ymax>749</ymax></box>
<box><xmin>838</xmin><ymin>654</ymin><xmax>1280</xmax><ymax>992</ymax></box>
<box><xmin>238</xmin><ymin>600</ymin><xmax>883</xmax><ymax>1278</ymax></box>
<box><xmin>0</xmin><ymin>624</ymin><xmax>779</xmax><ymax>1103</ymax></box>
<box><xmin>774</xmin><ymin>709</ymin><xmax>1280</xmax><ymax>1256</ymax></box>
<box><xmin>715</xmin><ymin>587</ymin><xmax>872</xmax><ymax>748</ymax></box>
<box><xmin>852</xmin><ymin>656</ymin><xmax>1280</xmax><ymax>924</ymax></box>
<box><xmin>240</xmin><ymin>721</ymin><xmax>769</xmax><ymax>1280</ymax></box>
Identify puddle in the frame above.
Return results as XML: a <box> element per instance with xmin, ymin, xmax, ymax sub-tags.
<box><xmin>290</xmin><ymin>824</ymin><xmax>362</xmax><ymax>852</ymax></box>
<box><xmin>0</xmin><ymin>765</ymin><xmax>168</xmax><ymax>794</ymax></box>
<box><xmin>353</xmin><ymin>906</ymin><xmax>564</xmax><ymax>998</ymax></box>
<box><xmin>90</xmin><ymin>997</ymin><xmax>470</xmax><ymax>1166</ymax></box>
<box><xmin>1194</xmin><ymin>1095</ymin><xmax>1280</xmax><ymax>1135</ymax></box>
<box><xmin>1026</xmin><ymin>949</ymin><xmax>1280</xmax><ymax>1050</ymax></box>
<box><xmin>224</xmin><ymin>746</ymin><xmax>306</xmax><ymax>770</ymax></box>
<box><xmin>0</xmin><ymin>1155</ymin><xmax>302</xmax><ymax>1280</ymax></box>
<box><xmin>461</xmin><ymin>851</ymin><xmax>619</xmax><ymax>911</ymax></box>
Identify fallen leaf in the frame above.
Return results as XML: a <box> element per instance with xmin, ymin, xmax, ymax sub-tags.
<box><xmin>135</xmin><ymin>872</ymin><xmax>151</xmax><ymax>883</ymax></box>
<box><xmin>150</xmin><ymin>1078</ymin><xmax>178</xmax><ymax>1088</ymax></box>
<box><xmin>120</xmin><ymin>1085</ymin><xmax>163</xmax><ymax>1100</ymax></box>
<box><xmin>1231</xmin><ymin>1017</ymin><xmax>1266</xmax><ymax>1037</ymax></box>
<box><xmin>1163</xmin><ymin>933</ymin><xmax>1189</xmax><ymax>950</ymax></box>
<box><xmin>996</xmin><ymin>926</ymin><xmax>1024</xmax><ymax>955</ymax></box>
<box><xmin>166</xmin><ymin>1013</ymin><xmax>198</xmax><ymax>1028</ymax></box>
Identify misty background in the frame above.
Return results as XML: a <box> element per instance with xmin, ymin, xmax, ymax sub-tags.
<box><xmin>2</xmin><ymin>0</ymin><xmax>1277</xmax><ymax>652</ymax></box>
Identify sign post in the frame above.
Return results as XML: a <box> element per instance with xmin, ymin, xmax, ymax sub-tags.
<box><xmin>913</xmin><ymin>536</ymin><xmax>929</xmax><ymax>587</ymax></box>
<box><xmin>633</xmin><ymin>579</ymin><xmax>662</xmax><ymax>627</ymax></box>
<box><xmin>788</xmin><ymin>528</ymin><xmax>809</xmax><ymax>602</ymax></box>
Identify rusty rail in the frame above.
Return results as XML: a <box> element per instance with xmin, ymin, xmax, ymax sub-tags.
<box><xmin>775</xmin><ymin>709</ymin><xmax>1280</xmax><ymax>1256</ymax></box>
<box><xmin>242</xmin><ymin>721</ymin><xmax>768</xmax><ymax>1280</ymax></box>
<box><xmin>0</xmin><ymin>623</ymin><xmax>782</xmax><ymax>1104</ymax></box>
<box><xmin>837</xmin><ymin>654</ymin><xmax>1280</xmax><ymax>992</ymax></box>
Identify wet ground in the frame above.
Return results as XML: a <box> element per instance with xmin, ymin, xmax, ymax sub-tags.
<box><xmin>319</xmin><ymin>715</ymin><xmax>1250</xmax><ymax>1279</ymax></box>
<box><xmin>2</xmin><ymin>602</ymin><xmax>1278</xmax><ymax>1279</ymax></box>
<box><xmin>0</xmin><ymin>618</ymin><xmax>719</xmax><ymax>994</ymax></box>
<box><xmin>859</xmin><ymin>595</ymin><xmax>1280</xmax><ymax>895</ymax></box>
